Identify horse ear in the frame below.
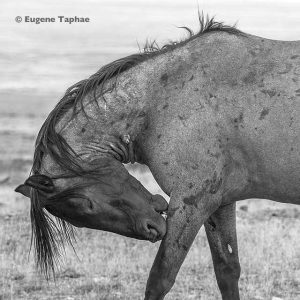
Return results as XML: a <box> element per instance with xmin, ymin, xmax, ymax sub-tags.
<box><xmin>15</xmin><ymin>184</ymin><xmax>31</xmax><ymax>198</ymax></box>
<box><xmin>24</xmin><ymin>174</ymin><xmax>54</xmax><ymax>193</ymax></box>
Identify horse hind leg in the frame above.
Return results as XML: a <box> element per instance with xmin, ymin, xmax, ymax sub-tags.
<box><xmin>204</xmin><ymin>202</ymin><xmax>241</xmax><ymax>300</ymax></box>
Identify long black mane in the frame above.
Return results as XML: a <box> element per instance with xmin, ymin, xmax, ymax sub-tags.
<box><xmin>29</xmin><ymin>14</ymin><xmax>244</xmax><ymax>277</ymax></box>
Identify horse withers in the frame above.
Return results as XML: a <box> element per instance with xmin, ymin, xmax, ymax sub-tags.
<box><xmin>16</xmin><ymin>16</ymin><xmax>300</xmax><ymax>300</ymax></box>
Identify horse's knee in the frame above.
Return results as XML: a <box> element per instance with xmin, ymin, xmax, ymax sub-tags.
<box><xmin>215</xmin><ymin>259</ymin><xmax>241</xmax><ymax>292</ymax></box>
<box><xmin>218</xmin><ymin>261</ymin><xmax>240</xmax><ymax>280</ymax></box>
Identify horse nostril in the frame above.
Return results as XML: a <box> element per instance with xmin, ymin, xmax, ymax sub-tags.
<box><xmin>143</xmin><ymin>220</ymin><xmax>159</xmax><ymax>240</ymax></box>
<box><xmin>141</xmin><ymin>217</ymin><xmax>166</xmax><ymax>241</ymax></box>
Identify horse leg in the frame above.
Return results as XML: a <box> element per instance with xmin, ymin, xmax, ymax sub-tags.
<box><xmin>144</xmin><ymin>186</ymin><xmax>222</xmax><ymax>300</ymax></box>
<box><xmin>204</xmin><ymin>202</ymin><xmax>241</xmax><ymax>300</ymax></box>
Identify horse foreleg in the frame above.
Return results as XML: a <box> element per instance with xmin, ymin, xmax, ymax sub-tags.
<box><xmin>204</xmin><ymin>202</ymin><xmax>241</xmax><ymax>300</ymax></box>
<box><xmin>144</xmin><ymin>188</ymin><xmax>222</xmax><ymax>300</ymax></box>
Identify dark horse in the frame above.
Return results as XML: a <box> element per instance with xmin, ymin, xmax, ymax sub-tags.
<box><xmin>16</xmin><ymin>15</ymin><xmax>300</xmax><ymax>299</ymax></box>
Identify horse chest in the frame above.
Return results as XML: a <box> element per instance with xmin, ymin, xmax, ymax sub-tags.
<box><xmin>138</xmin><ymin>112</ymin><xmax>223</xmax><ymax>196</ymax></box>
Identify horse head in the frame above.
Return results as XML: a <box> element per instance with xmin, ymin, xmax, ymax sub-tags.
<box><xmin>16</xmin><ymin>156</ymin><xmax>167</xmax><ymax>241</ymax></box>
<box><xmin>14</xmin><ymin>42</ymin><xmax>171</xmax><ymax>276</ymax></box>
<box><xmin>15</xmin><ymin>115</ymin><xmax>168</xmax><ymax>277</ymax></box>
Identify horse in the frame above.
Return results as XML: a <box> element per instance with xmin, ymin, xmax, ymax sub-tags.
<box><xmin>15</xmin><ymin>15</ymin><xmax>300</xmax><ymax>300</ymax></box>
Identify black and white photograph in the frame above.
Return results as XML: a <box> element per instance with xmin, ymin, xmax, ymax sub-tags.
<box><xmin>0</xmin><ymin>0</ymin><xmax>299</xmax><ymax>299</ymax></box>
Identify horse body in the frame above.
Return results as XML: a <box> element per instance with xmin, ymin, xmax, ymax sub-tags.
<box><xmin>126</xmin><ymin>33</ymin><xmax>300</xmax><ymax>299</ymax></box>
<box><xmin>130</xmin><ymin>33</ymin><xmax>300</xmax><ymax>205</ymax></box>
<box><xmin>16</xmin><ymin>19</ymin><xmax>300</xmax><ymax>300</ymax></box>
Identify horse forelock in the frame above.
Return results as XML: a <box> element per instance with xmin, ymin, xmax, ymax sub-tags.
<box><xmin>29</xmin><ymin>187</ymin><xmax>76</xmax><ymax>278</ymax></box>
<box><xmin>31</xmin><ymin>137</ymin><xmax>115</xmax><ymax>277</ymax></box>
<box><xmin>29</xmin><ymin>170</ymin><xmax>108</xmax><ymax>277</ymax></box>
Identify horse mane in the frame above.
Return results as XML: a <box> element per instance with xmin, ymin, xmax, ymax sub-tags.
<box><xmin>30</xmin><ymin>14</ymin><xmax>244</xmax><ymax>278</ymax></box>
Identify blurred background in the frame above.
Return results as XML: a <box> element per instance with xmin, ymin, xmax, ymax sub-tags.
<box><xmin>0</xmin><ymin>1</ymin><xmax>299</xmax><ymax>299</ymax></box>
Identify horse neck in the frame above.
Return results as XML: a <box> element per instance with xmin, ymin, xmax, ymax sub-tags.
<box><xmin>95</xmin><ymin>73</ymin><xmax>151</xmax><ymax>140</ymax></box>
<box><xmin>58</xmin><ymin>32</ymin><xmax>249</xmax><ymax>159</ymax></box>
<box><xmin>53</xmin><ymin>72</ymin><xmax>150</xmax><ymax>164</ymax></box>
